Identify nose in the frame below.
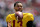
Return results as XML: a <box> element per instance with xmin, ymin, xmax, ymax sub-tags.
<box><xmin>19</xmin><ymin>7</ymin><xmax>21</xmax><ymax>9</ymax></box>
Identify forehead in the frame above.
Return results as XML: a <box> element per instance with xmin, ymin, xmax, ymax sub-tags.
<box><xmin>16</xmin><ymin>3</ymin><xmax>22</xmax><ymax>6</ymax></box>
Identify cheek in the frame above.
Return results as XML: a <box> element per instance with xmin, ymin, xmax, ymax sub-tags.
<box><xmin>21</xmin><ymin>8</ymin><xmax>23</xmax><ymax>10</ymax></box>
<box><xmin>22</xmin><ymin>7</ymin><xmax>23</xmax><ymax>9</ymax></box>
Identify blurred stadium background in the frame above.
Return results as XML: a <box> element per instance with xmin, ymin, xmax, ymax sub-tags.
<box><xmin>0</xmin><ymin>0</ymin><xmax>40</xmax><ymax>27</ymax></box>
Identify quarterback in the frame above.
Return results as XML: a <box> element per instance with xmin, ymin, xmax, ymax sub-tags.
<box><xmin>6</xmin><ymin>1</ymin><xmax>34</xmax><ymax>27</ymax></box>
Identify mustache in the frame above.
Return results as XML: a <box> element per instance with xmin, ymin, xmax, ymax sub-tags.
<box><xmin>16</xmin><ymin>9</ymin><xmax>21</xmax><ymax>11</ymax></box>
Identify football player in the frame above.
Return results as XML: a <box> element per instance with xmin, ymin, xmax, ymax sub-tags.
<box><xmin>6</xmin><ymin>1</ymin><xmax>34</xmax><ymax>27</ymax></box>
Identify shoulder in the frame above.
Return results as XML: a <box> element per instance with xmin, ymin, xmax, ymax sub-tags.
<box><xmin>23</xmin><ymin>13</ymin><xmax>34</xmax><ymax>21</ymax></box>
<box><xmin>27</xmin><ymin>13</ymin><xmax>33</xmax><ymax>17</ymax></box>
<box><xmin>7</xmin><ymin>13</ymin><xmax>15</xmax><ymax>17</ymax></box>
<box><xmin>6</xmin><ymin>13</ymin><xmax>15</xmax><ymax>22</ymax></box>
<box><xmin>6</xmin><ymin>13</ymin><xmax>15</xmax><ymax>20</ymax></box>
<box><xmin>23</xmin><ymin>13</ymin><xmax>33</xmax><ymax>16</ymax></box>
<box><xmin>26</xmin><ymin>13</ymin><xmax>34</xmax><ymax>21</ymax></box>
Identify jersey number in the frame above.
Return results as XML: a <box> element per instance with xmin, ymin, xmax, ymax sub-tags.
<box><xmin>13</xmin><ymin>20</ymin><xmax>22</xmax><ymax>27</ymax></box>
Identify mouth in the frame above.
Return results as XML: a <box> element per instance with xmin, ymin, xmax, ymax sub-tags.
<box><xmin>16</xmin><ymin>9</ymin><xmax>21</xmax><ymax>11</ymax></box>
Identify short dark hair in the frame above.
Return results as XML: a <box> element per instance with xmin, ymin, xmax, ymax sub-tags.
<box><xmin>14</xmin><ymin>1</ymin><xmax>21</xmax><ymax>7</ymax></box>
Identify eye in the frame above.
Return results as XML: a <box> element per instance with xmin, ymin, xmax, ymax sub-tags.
<box><xmin>17</xmin><ymin>5</ymin><xmax>22</xmax><ymax>7</ymax></box>
<box><xmin>17</xmin><ymin>6</ymin><xmax>19</xmax><ymax>7</ymax></box>
<box><xmin>20</xmin><ymin>6</ymin><xmax>22</xmax><ymax>7</ymax></box>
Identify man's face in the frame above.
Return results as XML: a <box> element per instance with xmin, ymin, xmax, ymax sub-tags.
<box><xmin>14</xmin><ymin>3</ymin><xmax>23</xmax><ymax>12</ymax></box>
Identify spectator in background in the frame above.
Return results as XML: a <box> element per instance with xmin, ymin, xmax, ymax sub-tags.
<box><xmin>36</xmin><ymin>22</ymin><xmax>40</xmax><ymax>27</ymax></box>
<box><xmin>31</xmin><ymin>0</ymin><xmax>40</xmax><ymax>27</ymax></box>
<box><xmin>0</xmin><ymin>0</ymin><xmax>6</xmax><ymax>9</ymax></box>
